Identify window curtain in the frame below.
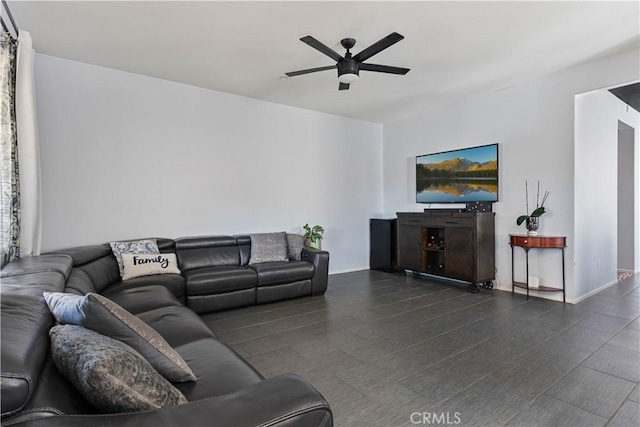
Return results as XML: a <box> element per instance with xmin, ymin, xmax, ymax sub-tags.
<box><xmin>15</xmin><ymin>31</ymin><xmax>41</xmax><ymax>257</ymax></box>
<box><xmin>0</xmin><ymin>29</ymin><xmax>20</xmax><ymax>266</ymax></box>
<box><xmin>0</xmin><ymin>29</ymin><xmax>40</xmax><ymax>267</ymax></box>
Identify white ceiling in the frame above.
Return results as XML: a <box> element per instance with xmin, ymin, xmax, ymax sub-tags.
<box><xmin>7</xmin><ymin>1</ymin><xmax>640</xmax><ymax>124</ymax></box>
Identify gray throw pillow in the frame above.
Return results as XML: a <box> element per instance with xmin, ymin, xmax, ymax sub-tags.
<box><xmin>43</xmin><ymin>292</ymin><xmax>196</xmax><ymax>382</ymax></box>
<box><xmin>286</xmin><ymin>233</ymin><xmax>304</xmax><ymax>261</ymax></box>
<box><xmin>109</xmin><ymin>239</ymin><xmax>159</xmax><ymax>276</ymax></box>
<box><xmin>249</xmin><ymin>232</ymin><xmax>289</xmax><ymax>265</ymax></box>
<box><xmin>50</xmin><ymin>325</ymin><xmax>187</xmax><ymax>413</ymax></box>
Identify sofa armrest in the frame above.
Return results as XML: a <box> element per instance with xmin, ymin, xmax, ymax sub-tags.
<box><xmin>6</xmin><ymin>374</ymin><xmax>332</xmax><ymax>427</ymax></box>
<box><xmin>301</xmin><ymin>247</ymin><xmax>329</xmax><ymax>295</ymax></box>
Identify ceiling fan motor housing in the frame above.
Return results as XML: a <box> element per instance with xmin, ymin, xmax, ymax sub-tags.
<box><xmin>338</xmin><ymin>58</ymin><xmax>359</xmax><ymax>79</ymax></box>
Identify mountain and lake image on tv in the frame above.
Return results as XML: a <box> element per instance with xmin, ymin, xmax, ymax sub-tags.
<box><xmin>416</xmin><ymin>144</ymin><xmax>498</xmax><ymax>203</ymax></box>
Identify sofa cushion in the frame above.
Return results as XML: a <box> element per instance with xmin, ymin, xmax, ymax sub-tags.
<box><xmin>50</xmin><ymin>325</ymin><xmax>187</xmax><ymax>413</ymax></box>
<box><xmin>183</xmin><ymin>266</ymin><xmax>257</xmax><ymax>296</ymax></box>
<box><xmin>286</xmin><ymin>234</ymin><xmax>305</xmax><ymax>261</ymax></box>
<box><xmin>103</xmin><ymin>273</ymin><xmax>186</xmax><ymax>301</ymax></box>
<box><xmin>43</xmin><ymin>292</ymin><xmax>196</xmax><ymax>382</ymax></box>
<box><xmin>110</xmin><ymin>239</ymin><xmax>159</xmax><ymax>276</ymax></box>
<box><xmin>121</xmin><ymin>253</ymin><xmax>181</xmax><ymax>280</ymax></box>
<box><xmin>136</xmin><ymin>305</ymin><xmax>218</xmax><ymax>348</ymax></box>
<box><xmin>173</xmin><ymin>338</ymin><xmax>264</xmax><ymax>402</ymax></box>
<box><xmin>249</xmin><ymin>232</ymin><xmax>288</xmax><ymax>265</ymax></box>
<box><xmin>101</xmin><ymin>285</ymin><xmax>183</xmax><ymax>315</ymax></box>
<box><xmin>250</xmin><ymin>261</ymin><xmax>315</xmax><ymax>287</ymax></box>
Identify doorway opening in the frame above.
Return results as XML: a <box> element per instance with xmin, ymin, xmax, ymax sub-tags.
<box><xmin>617</xmin><ymin>120</ymin><xmax>636</xmax><ymax>281</ymax></box>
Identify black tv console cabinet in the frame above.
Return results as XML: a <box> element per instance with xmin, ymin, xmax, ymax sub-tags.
<box><xmin>396</xmin><ymin>211</ymin><xmax>495</xmax><ymax>292</ymax></box>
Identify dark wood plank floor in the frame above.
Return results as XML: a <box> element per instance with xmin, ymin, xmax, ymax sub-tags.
<box><xmin>201</xmin><ymin>271</ymin><xmax>640</xmax><ymax>427</ymax></box>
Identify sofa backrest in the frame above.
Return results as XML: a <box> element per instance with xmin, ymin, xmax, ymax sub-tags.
<box><xmin>50</xmin><ymin>244</ymin><xmax>119</xmax><ymax>293</ymax></box>
<box><xmin>235</xmin><ymin>235</ymin><xmax>252</xmax><ymax>266</ymax></box>
<box><xmin>65</xmin><ymin>268</ymin><xmax>97</xmax><ymax>295</ymax></box>
<box><xmin>175</xmin><ymin>236</ymin><xmax>241</xmax><ymax>271</ymax></box>
<box><xmin>49</xmin><ymin>238</ymin><xmax>176</xmax><ymax>294</ymax></box>
<box><xmin>0</xmin><ymin>254</ymin><xmax>72</xmax><ymax>418</ymax></box>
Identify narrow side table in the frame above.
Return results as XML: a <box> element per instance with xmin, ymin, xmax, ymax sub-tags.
<box><xmin>509</xmin><ymin>234</ymin><xmax>566</xmax><ymax>302</ymax></box>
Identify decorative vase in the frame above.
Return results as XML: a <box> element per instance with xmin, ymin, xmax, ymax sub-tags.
<box><xmin>305</xmin><ymin>238</ymin><xmax>322</xmax><ymax>250</ymax></box>
<box><xmin>526</xmin><ymin>217</ymin><xmax>539</xmax><ymax>236</ymax></box>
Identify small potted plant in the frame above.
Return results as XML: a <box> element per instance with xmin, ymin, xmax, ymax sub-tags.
<box><xmin>516</xmin><ymin>181</ymin><xmax>549</xmax><ymax>236</ymax></box>
<box><xmin>303</xmin><ymin>224</ymin><xmax>324</xmax><ymax>249</ymax></box>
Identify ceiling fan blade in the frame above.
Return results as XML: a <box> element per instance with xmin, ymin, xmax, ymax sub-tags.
<box><xmin>300</xmin><ymin>36</ymin><xmax>344</xmax><ymax>62</ymax></box>
<box><xmin>339</xmin><ymin>82</ymin><xmax>350</xmax><ymax>91</ymax></box>
<box><xmin>285</xmin><ymin>65</ymin><xmax>336</xmax><ymax>77</ymax></box>
<box><xmin>359</xmin><ymin>63</ymin><xmax>410</xmax><ymax>75</ymax></box>
<box><xmin>352</xmin><ymin>32</ymin><xmax>404</xmax><ymax>63</ymax></box>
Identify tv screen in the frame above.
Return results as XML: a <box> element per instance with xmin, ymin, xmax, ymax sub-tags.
<box><xmin>416</xmin><ymin>143</ymin><xmax>498</xmax><ymax>203</ymax></box>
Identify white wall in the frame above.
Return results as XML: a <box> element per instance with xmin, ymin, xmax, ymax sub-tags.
<box><xmin>575</xmin><ymin>91</ymin><xmax>639</xmax><ymax>297</ymax></box>
<box><xmin>382</xmin><ymin>49</ymin><xmax>639</xmax><ymax>302</ymax></box>
<box><xmin>617</xmin><ymin>123</ymin><xmax>635</xmax><ymax>271</ymax></box>
<box><xmin>34</xmin><ymin>54</ymin><xmax>383</xmax><ymax>273</ymax></box>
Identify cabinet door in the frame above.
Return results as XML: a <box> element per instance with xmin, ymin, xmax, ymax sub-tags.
<box><xmin>445</xmin><ymin>227</ymin><xmax>474</xmax><ymax>282</ymax></box>
<box><xmin>397</xmin><ymin>224</ymin><xmax>422</xmax><ymax>272</ymax></box>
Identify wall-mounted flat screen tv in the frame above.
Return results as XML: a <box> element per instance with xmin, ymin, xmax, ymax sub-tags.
<box><xmin>416</xmin><ymin>143</ymin><xmax>498</xmax><ymax>203</ymax></box>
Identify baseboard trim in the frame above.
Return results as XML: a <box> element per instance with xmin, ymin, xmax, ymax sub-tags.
<box><xmin>329</xmin><ymin>267</ymin><xmax>370</xmax><ymax>275</ymax></box>
<box><xmin>568</xmin><ymin>278</ymin><xmax>619</xmax><ymax>304</ymax></box>
<box><xmin>329</xmin><ymin>270</ymin><xmax>633</xmax><ymax>304</ymax></box>
<box><xmin>493</xmin><ymin>283</ymin><xmax>566</xmax><ymax>303</ymax></box>
<box><xmin>617</xmin><ymin>268</ymin><xmax>637</xmax><ymax>273</ymax></box>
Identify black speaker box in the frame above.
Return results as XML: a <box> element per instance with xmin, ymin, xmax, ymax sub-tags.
<box><xmin>370</xmin><ymin>218</ymin><xmax>397</xmax><ymax>272</ymax></box>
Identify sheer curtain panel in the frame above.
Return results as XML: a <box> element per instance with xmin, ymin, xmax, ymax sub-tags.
<box><xmin>15</xmin><ymin>31</ymin><xmax>40</xmax><ymax>256</ymax></box>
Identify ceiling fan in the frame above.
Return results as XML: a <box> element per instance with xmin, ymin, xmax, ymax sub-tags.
<box><xmin>285</xmin><ymin>32</ymin><xmax>410</xmax><ymax>91</ymax></box>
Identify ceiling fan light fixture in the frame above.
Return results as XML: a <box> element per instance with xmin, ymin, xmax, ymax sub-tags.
<box><xmin>286</xmin><ymin>33</ymin><xmax>409</xmax><ymax>91</ymax></box>
<box><xmin>338</xmin><ymin>73</ymin><xmax>359</xmax><ymax>84</ymax></box>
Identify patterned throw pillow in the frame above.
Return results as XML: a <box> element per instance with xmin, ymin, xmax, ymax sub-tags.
<box><xmin>50</xmin><ymin>325</ymin><xmax>187</xmax><ymax>413</ymax></box>
<box><xmin>109</xmin><ymin>239</ymin><xmax>159</xmax><ymax>276</ymax></box>
<box><xmin>120</xmin><ymin>253</ymin><xmax>181</xmax><ymax>281</ymax></box>
<box><xmin>43</xmin><ymin>292</ymin><xmax>196</xmax><ymax>382</ymax></box>
<box><xmin>286</xmin><ymin>234</ymin><xmax>304</xmax><ymax>261</ymax></box>
<box><xmin>248</xmin><ymin>232</ymin><xmax>289</xmax><ymax>265</ymax></box>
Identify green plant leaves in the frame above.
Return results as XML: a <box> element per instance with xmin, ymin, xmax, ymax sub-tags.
<box><xmin>303</xmin><ymin>224</ymin><xmax>324</xmax><ymax>242</ymax></box>
<box><xmin>516</xmin><ymin>207</ymin><xmax>545</xmax><ymax>226</ymax></box>
<box><xmin>530</xmin><ymin>207</ymin><xmax>546</xmax><ymax>217</ymax></box>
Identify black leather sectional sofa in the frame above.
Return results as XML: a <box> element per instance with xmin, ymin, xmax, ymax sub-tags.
<box><xmin>1</xmin><ymin>235</ymin><xmax>332</xmax><ymax>426</ymax></box>
<box><xmin>173</xmin><ymin>236</ymin><xmax>329</xmax><ymax>312</ymax></box>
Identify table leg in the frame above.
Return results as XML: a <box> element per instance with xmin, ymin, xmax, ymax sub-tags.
<box><xmin>561</xmin><ymin>247</ymin><xmax>566</xmax><ymax>303</ymax></box>
<box><xmin>511</xmin><ymin>245</ymin><xmax>515</xmax><ymax>295</ymax></box>
<box><xmin>525</xmin><ymin>248</ymin><xmax>530</xmax><ymax>301</ymax></box>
